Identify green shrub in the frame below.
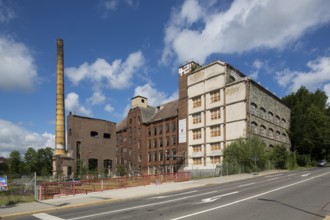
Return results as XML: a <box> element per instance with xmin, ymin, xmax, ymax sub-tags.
<box><xmin>296</xmin><ymin>154</ymin><xmax>311</xmax><ymax>167</ymax></box>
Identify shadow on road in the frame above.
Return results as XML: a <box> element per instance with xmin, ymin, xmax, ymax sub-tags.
<box><xmin>258</xmin><ymin>198</ymin><xmax>325</xmax><ymax>218</ymax></box>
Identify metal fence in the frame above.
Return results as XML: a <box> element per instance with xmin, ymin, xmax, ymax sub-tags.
<box><xmin>4</xmin><ymin>160</ymin><xmax>277</xmax><ymax>202</ymax></box>
<box><xmin>38</xmin><ymin>172</ymin><xmax>191</xmax><ymax>200</ymax></box>
<box><xmin>0</xmin><ymin>173</ymin><xmax>37</xmax><ymax>205</ymax></box>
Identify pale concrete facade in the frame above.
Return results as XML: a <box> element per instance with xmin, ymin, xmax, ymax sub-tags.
<box><xmin>180</xmin><ymin>61</ymin><xmax>291</xmax><ymax>171</ymax></box>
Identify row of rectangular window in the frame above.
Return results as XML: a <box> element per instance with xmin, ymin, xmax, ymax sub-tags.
<box><xmin>192</xmin><ymin>143</ymin><xmax>221</xmax><ymax>152</ymax></box>
<box><xmin>148</xmin><ymin>136</ymin><xmax>177</xmax><ymax>148</ymax></box>
<box><xmin>192</xmin><ymin>125</ymin><xmax>221</xmax><ymax>139</ymax></box>
<box><xmin>90</xmin><ymin>131</ymin><xmax>111</xmax><ymax>139</ymax></box>
<box><xmin>192</xmin><ymin>90</ymin><xmax>221</xmax><ymax>108</ymax></box>
<box><xmin>192</xmin><ymin>108</ymin><xmax>221</xmax><ymax>124</ymax></box>
<box><xmin>147</xmin><ymin>149</ymin><xmax>177</xmax><ymax>162</ymax></box>
<box><xmin>192</xmin><ymin>156</ymin><xmax>221</xmax><ymax>165</ymax></box>
<box><xmin>68</xmin><ymin>129</ymin><xmax>111</xmax><ymax>139</ymax></box>
<box><xmin>148</xmin><ymin>122</ymin><xmax>177</xmax><ymax>136</ymax></box>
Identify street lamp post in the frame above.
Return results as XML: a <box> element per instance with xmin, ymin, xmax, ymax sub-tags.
<box><xmin>163</xmin><ymin>150</ymin><xmax>168</xmax><ymax>174</ymax></box>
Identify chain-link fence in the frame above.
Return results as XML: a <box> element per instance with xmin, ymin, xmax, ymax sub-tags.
<box><xmin>0</xmin><ymin>173</ymin><xmax>37</xmax><ymax>205</ymax></box>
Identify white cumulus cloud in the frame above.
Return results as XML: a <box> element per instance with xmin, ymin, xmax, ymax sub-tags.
<box><xmin>103</xmin><ymin>0</ymin><xmax>119</xmax><ymax>11</ymax></box>
<box><xmin>0</xmin><ymin>36</ymin><xmax>38</xmax><ymax>91</ymax></box>
<box><xmin>65</xmin><ymin>50</ymin><xmax>145</xmax><ymax>90</ymax></box>
<box><xmin>87</xmin><ymin>91</ymin><xmax>106</xmax><ymax>105</ymax></box>
<box><xmin>324</xmin><ymin>84</ymin><xmax>330</xmax><ymax>104</ymax></box>
<box><xmin>0</xmin><ymin>119</ymin><xmax>54</xmax><ymax>157</ymax></box>
<box><xmin>275</xmin><ymin>56</ymin><xmax>330</xmax><ymax>94</ymax></box>
<box><xmin>161</xmin><ymin>0</ymin><xmax>330</xmax><ymax>64</ymax></box>
<box><xmin>101</xmin><ymin>0</ymin><xmax>139</xmax><ymax>11</ymax></box>
<box><xmin>104</xmin><ymin>104</ymin><xmax>114</xmax><ymax>113</ymax></box>
<box><xmin>134</xmin><ymin>83</ymin><xmax>178</xmax><ymax>106</ymax></box>
<box><xmin>65</xmin><ymin>92</ymin><xmax>92</xmax><ymax>116</ymax></box>
<box><xmin>0</xmin><ymin>0</ymin><xmax>15</xmax><ymax>23</ymax></box>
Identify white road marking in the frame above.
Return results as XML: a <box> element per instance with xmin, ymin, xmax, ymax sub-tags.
<box><xmin>196</xmin><ymin>191</ymin><xmax>239</xmax><ymax>204</ymax></box>
<box><xmin>69</xmin><ymin>190</ymin><xmax>217</xmax><ymax>220</ymax></box>
<box><xmin>33</xmin><ymin>213</ymin><xmax>65</xmax><ymax>220</ymax></box>
<box><xmin>171</xmin><ymin>171</ymin><xmax>330</xmax><ymax>220</ymax></box>
<box><xmin>266</xmin><ymin>177</ymin><xmax>280</xmax><ymax>181</ymax></box>
<box><xmin>287</xmin><ymin>173</ymin><xmax>296</xmax><ymax>177</ymax></box>
<box><xmin>149</xmin><ymin>190</ymin><xmax>198</xmax><ymax>199</ymax></box>
<box><xmin>301</xmin><ymin>173</ymin><xmax>311</xmax><ymax>177</ymax></box>
<box><xmin>238</xmin><ymin>182</ymin><xmax>256</xmax><ymax>187</ymax></box>
<box><xmin>265</xmin><ymin>174</ymin><xmax>283</xmax><ymax>178</ymax></box>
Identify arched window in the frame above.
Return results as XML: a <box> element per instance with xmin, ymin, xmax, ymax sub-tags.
<box><xmin>276</xmin><ymin>131</ymin><xmax>280</xmax><ymax>140</ymax></box>
<box><xmin>260</xmin><ymin>125</ymin><xmax>266</xmax><ymax>136</ymax></box>
<box><xmin>282</xmin><ymin>118</ymin><xmax>286</xmax><ymax>126</ymax></box>
<box><xmin>268</xmin><ymin>111</ymin><xmax>273</xmax><ymax>121</ymax></box>
<box><xmin>268</xmin><ymin>128</ymin><xmax>274</xmax><ymax>138</ymax></box>
<box><xmin>250</xmin><ymin>102</ymin><xmax>258</xmax><ymax>114</ymax></box>
<box><xmin>282</xmin><ymin>133</ymin><xmax>287</xmax><ymax>142</ymax></box>
<box><xmin>251</xmin><ymin>121</ymin><xmax>258</xmax><ymax>133</ymax></box>
<box><xmin>260</xmin><ymin>107</ymin><xmax>266</xmax><ymax>119</ymax></box>
<box><xmin>229</xmin><ymin>75</ymin><xmax>236</xmax><ymax>83</ymax></box>
<box><xmin>275</xmin><ymin>115</ymin><xmax>280</xmax><ymax>124</ymax></box>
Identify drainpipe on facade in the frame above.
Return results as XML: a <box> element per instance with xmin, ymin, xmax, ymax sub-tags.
<box><xmin>204</xmin><ymin>91</ymin><xmax>207</xmax><ymax>167</ymax></box>
<box><xmin>245</xmin><ymin>77</ymin><xmax>250</xmax><ymax>139</ymax></box>
<box><xmin>223</xmin><ymin>65</ymin><xmax>227</xmax><ymax>151</ymax></box>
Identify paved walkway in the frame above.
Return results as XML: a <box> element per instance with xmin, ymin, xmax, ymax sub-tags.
<box><xmin>0</xmin><ymin>170</ymin><xmax>328</xmax><ymax>219</ymax></box>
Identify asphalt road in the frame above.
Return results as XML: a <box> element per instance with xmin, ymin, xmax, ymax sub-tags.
<box><xmin>13</xmin><ymin>168</ymin><xmax>330</xmax><ymax>220</ymax></box>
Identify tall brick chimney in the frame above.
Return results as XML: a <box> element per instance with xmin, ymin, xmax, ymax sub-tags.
<box><xmin>55</xmin><ymin>39</ymin><xmax>66</xmax><ymax>156</ymax></box>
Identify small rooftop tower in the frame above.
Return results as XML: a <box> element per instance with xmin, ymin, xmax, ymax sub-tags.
<box><xmin>131</xmin><ymin>95</ymin><xmax>148</xmax><ymax>108</ymax></box>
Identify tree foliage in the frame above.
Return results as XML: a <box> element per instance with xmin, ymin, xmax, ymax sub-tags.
<box><xmin>223</xmin><ymin>137</ymin><xmax>268</xmax><ymax>172</ymax></box>
<box><xmin>36</xmin><ymin>148</ymin><xmax>53</xmax><ymax>176</ymax></box>
<box><xmin>269</xmin><ymin>145</ymin><xmax>288</xmax><ymax>169</ymax></box>
<box><xmin>282</xmin><ymin>87</ymin><xmax>330</xmax><ymax>161</ymax></box>
<box><xmin>0</xmin><ymin>161</ymin><xmax>9</xmax><ymax>175</ymax></box>
<box><xmin>116</xmin><ymin>164</ymin><xmax>126</xmax><ymax>176</ymax></box>
<box><xmin>8</xmin><ymin>151</ymin><xmax>22</xmax><ymax>175</ymax></box>
<box><xmin>23</xmin><ymin>148</ymin><xmax>38</xmax><ymax>174</ymax></box>
<box><xmin>6</xmin><ymin>147</ymin><xmax>53</xmax><ymax>176</ymax></box>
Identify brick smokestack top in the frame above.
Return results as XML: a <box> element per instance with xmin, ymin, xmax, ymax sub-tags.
<box><xmin>55</xmin><ymin>39</ymin><xmax>66</xmax><ymax>156</ymax></box>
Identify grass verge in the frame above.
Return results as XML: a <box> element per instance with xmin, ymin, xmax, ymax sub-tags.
<box><xmin>0</xmin><ymin>192</ymin><xmax>34</xmax><ymax>206</ymax></box>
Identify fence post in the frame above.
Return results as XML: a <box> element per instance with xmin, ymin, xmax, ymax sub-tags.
<box><xmin>39</xmin><ymin>185</ymin><xmax>42</xmax><ymax>201</ymax></box>
<box><xmin>34</xmin><ymin>172</ymin><xmax>37</xmax><ymax>201</ymax></box>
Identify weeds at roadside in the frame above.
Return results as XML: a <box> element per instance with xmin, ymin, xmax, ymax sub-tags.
<box><xmin>0</xmin><ymin>192</ymin><xmax>34</xmax><ymax>206</ymax></box>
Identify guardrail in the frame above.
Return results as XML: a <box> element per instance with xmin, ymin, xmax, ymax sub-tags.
<box><xmin>38</xmin><ymin>172</ymin><xmax>191</xmax><ymax>200</ymax></box>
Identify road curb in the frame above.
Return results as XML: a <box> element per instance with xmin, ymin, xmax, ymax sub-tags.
<box><xmin>0</xmin><ymin>170</ymin><xmax>293</xmax><ymax>219</ymax></box>
<box><xmin>0</xmin><ymin>199</ymin><xmax>120</xmax><ymax>219</ymax></box>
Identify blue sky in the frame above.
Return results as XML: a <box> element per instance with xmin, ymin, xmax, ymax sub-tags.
<box><xmin>1</xmin><ymin>0</ymin><xmax>330</xmax><ymax>157</ymax></box>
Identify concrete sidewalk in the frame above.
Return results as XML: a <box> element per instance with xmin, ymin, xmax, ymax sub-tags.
<box><xmin>2</xmin><ymin>170</ymin><xmax>327</xmax><ymax>220</ymax></box>
<box><xmin>0</xmin><ymin>172</ymin><xmax>256</xmax><ymax>219</ymax></box>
